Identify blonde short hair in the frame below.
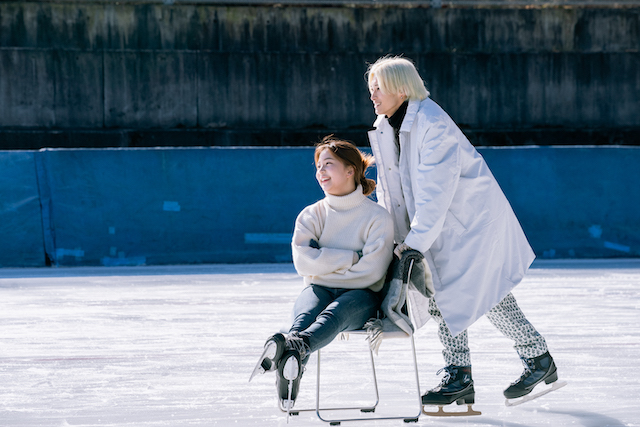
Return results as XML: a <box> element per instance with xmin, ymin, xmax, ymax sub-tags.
<box><xmin>367</xmin><ymin>56</ymin><xmax>430</xmax><ymax>101</ymax></box>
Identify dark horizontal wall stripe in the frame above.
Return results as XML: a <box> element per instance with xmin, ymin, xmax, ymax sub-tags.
<box><xmin>1</xmin><ymin>2</ymin><xmax>638</xmax><ymax>148</ymax></box>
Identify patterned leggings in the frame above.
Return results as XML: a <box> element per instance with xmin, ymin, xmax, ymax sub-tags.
<box><xmin>428</xmin><ymin>293</ymin><xmax>548</xmax><ymax>367</ymax></box>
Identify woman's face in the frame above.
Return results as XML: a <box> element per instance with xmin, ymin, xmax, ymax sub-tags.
<box><xmin>369</xmin><ymin>76</ymin><xmax>405</xmax><ymax>117</ymax></box>
<box><xmin>316</xmin><ymin>149</ymin><xmax>355</xmax><ymax>197</ymax></box>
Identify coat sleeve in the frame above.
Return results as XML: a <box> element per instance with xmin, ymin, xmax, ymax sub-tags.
<box><xmin>291</xmin><ymin>207</ymin><xmax>356</xmax><ymax>277</ymax></box>
<box><xmin>403</xmin><ymin>118</ymin><xmax>461</xmax><ymax>254</ymax></box>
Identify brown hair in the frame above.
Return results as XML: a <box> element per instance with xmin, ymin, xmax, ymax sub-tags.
<box><xmin>314</xmin><ymin>135</ymin><xmax>376</xmax><ymax>196</ymax></box>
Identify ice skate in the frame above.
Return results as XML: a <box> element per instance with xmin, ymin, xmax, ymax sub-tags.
<box><xmin>422</xmin><ymin>365</ymin><xmax>481</xmax><ymax>417</ymax></box>
<box><xmin>505</xmin><ymin>379</ymin><xmax>567</xmax><ymax>406</ymax></box>
<box><xmin>504</xmin><ymin>351</ymin><xmax>566</xmax><ymax>406</ymax></box>
<box><xmin>276</xmin><ymin>335</ymin><xmax>310</xmax><ymax>422</ymax></box>
<box><xmin>249</xmin><ymin>333</ymin><xmax>286</xmax><ymax>382</ymax></box>
<box><xmin>277</xmin><ymin>350</ymin><xmax>302</xmax><ymax>421</ymax></box>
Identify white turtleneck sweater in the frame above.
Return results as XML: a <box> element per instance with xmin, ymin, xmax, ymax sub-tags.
<box><xmin>292</xmin><ymin>186</ymin><xmax>394</xmax><ymax>292</ymax></box>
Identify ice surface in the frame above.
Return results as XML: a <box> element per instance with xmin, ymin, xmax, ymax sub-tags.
<box><xmin>1</xmin><ymin>260</ymin><xmax>639</xmax><ymax>427</ymax></box>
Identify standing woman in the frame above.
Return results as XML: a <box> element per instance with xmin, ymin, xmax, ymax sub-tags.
<box><xmin>365</xmin><ymin>56</ymin><xmax>560</xmax><ymax>410</ymax></box>
<box><xmin>250</xmin><ymin>137</ymin><xmax>394</xmax><ymax>414</ymax></box>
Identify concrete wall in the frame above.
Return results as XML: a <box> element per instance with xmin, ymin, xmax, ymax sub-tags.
<box><xmin>1</xmin><ymin>2</ymin><xmax>639</xmax><ymax>148</ymax></box>
<box><xmin>0</xmin><ymin>146</ymin><xmax>638</xmax><ymax>268</ymax></box>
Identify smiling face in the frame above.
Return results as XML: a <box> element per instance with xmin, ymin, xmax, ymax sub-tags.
<box><xmin>369</xmin><ymin>76</ymin><xmax>405</xmax><ymax>117</ymax></box>
<box><xmin>315</xmin><ymin>148</ymin><xmax>356</xmax><ymax>196</ymax></box>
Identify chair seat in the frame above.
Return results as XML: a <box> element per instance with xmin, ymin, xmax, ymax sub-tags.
<box><xmin>339</xmin><ymin>328</ymin><xmax>410</xmax><ymax>341</ymax></box>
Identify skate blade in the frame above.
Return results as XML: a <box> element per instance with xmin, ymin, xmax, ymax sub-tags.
<box><xmin>423</xmin><ymin>404</ymin><xmax>482</xmax><ymax>417</ymax></box>
<box><xmin>285</xmin><ymin>367</ymin><xmax>297</xmax><ymax>424</ymax></box>
<box><xmin>283</xmin><ymin>399</ymin><xmax>294</xmax><ymax>424</ymax></box>
<box><xmin>505</xmin><ymin>380</ymin><xmax>568</xmax><ymax>407</ymax></box>
<box><xmin>248</xmin><ymin>341</ymin><xmax>278</xmax><ymax>382</ymax></box>
<box><xmin>278</xmin><ymin>399</ymin><xmax>299</xmax><ymax>416</ymax></box>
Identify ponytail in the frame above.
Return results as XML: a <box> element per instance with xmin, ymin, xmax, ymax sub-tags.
<box><xmin>358</xmin><ymin>155</ymin><xmax>377</xmax><ymax>196</ymax></box>
<box><xmin>360</xmin><ymin>176</ymin><xmax>377</xmax><ymax>196</ymax></box>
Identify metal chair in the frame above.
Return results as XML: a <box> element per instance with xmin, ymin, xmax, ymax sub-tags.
<box><xmin>282</xmin><ymin>258</ymin><xmax>424</xmax><ymax>425</ymax></box>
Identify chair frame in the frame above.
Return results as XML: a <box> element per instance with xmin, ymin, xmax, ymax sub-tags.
<box><xmin>281</xmin><ymin>259</ymin><xmax>423</xmax><ymax>424</ymax></box>
<box><xmin>280</xmin><ymin>331</ymin><xmax>422</xmax><ymax>425</ymax></box>
<box><xmin>315</xmin><ymin>330</ymin><xmax>422</xmax><ymax>425</ymax></box>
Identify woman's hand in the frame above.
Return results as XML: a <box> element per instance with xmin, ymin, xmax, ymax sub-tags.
<box><xmin>352</xmin><ymin>250</ymin><xmax>363</xmax><ymax>264</ymax></box>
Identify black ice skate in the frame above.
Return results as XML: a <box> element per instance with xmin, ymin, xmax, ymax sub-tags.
<box><xmin>504</xmin><ymin>351</ymin><xmax>567</xmax><ymax>406</ymax></box>
<box><xmin>277</xmin><ymin>350</ymin><xmax>302</xmax><ymax>417</ymax></box>
<box><xmin>422</xmin><ymin>365</ymin><xmax>481</xmax><ymax>417</ymax></box>
<box><xmin>249</xmin><ymin>333</ymin><xmax>286</xmax><ymax>382</ymax></box>
<box><xmin>276</xmin><ymin>335</ymin><xmax>309</xmax><ymax>422</ymax></box>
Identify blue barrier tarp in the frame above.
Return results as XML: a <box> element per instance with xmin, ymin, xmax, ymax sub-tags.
<box><xmin>35</xmin><ymin>147</ymin><xmax>324</xmax><ymax>266</ymax></box>
<box><xmin>480</xmin><ymin>146</ymin><xmax>640</xmax><ymax>258</ymax></box>
<box><xmin>2</xmin><ymin>146</ymin><xmax>638</xmax><ymax>268</ymax></box>
<box><xmin>0</xmin><ymin>151</ymin><xmax>45</xmax><ymax>267</ymax></box>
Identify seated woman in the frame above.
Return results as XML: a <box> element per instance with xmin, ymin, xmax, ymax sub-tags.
<box><xmin>250</xmin><ymin>136</ymin><xmax>394</xmax><ymax>412</ymax></box>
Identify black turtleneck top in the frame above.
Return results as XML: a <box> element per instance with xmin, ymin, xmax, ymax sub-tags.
<box><xmin>387</xmin><ymin>100</ymin><xmax>409</xmax><ymax>151</ymax></box>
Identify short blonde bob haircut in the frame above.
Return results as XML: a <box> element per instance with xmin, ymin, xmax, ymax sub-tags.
<box><xmin>366</xmin><ymin>56</ymin><xmax>430</xmax><ymax>101</ymax></box>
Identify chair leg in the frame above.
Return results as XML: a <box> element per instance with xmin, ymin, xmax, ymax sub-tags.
<box><xmin>314</xmin><ymin>344</ymin><xmax>380</xmax><ymax>416</ymax></box>
<box><xmin>283</xmin><ymin>342</ymin><xmax>380</xmax><ymax>417</ymax></box>
<box><xmin>406</xmin><ymin>333</ymin><xmax>423</xmax><ymax>422</ymax></box>
<box><xmin>363</xmin><ymin>343</ymin><xmax>380</xmax><ymax>412</ymax></box>
<box><xmin>314</xmin><ymin>335</ymin><xmax>422</xmax><ymax>424</ymax></box>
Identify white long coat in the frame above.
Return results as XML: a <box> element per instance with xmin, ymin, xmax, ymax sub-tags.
<box><xmin>368</xmin><ymin>98</ymin><xmax>535</xmax><ymax>337</ymax></box>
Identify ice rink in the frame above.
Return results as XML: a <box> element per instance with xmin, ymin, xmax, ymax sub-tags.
<box><xmin>1</xmin><ymin>259</ymin><xmax>639</xmax><ymax>427</ymax></box>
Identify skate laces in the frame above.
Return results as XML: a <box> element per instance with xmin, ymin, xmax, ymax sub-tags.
<box><xmin>286</xmin><ymin>334</ymin><xmax>310</xmax><ymax>360</ymax></box>
<box><xmin>436</xmin><ymin>366</ymin><xmax>456</xmax><ymax>386</ymax></box>
<box><xmin>516</xmin><ymin>356</ymin><xmax>536</xmax><ymax>381</ymax></box>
